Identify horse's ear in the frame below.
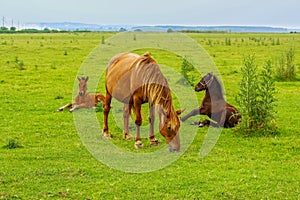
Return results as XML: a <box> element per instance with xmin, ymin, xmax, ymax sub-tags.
<box><xmin>176</xmin><ymin>109</ymin><xmax>185</xmax><ymax>116</ymax></box>
<box><xmin>77</xmin><ymin>77</ymin><xmax>81</xmax><ymax>81</ymax></box>
<box><xmin>85</xmin><ymin>76</ymin><xmax>89</xmax><ymax>81</ymax></box>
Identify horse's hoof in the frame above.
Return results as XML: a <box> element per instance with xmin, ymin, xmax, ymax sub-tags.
<box><xmin>102</xmin><ymin>132</ymin><xmax>112</xmax><ymax>139</ymax></box>
<box><xmin>190</xmin><ymin>121</ymin><xmax>200</xmax><ymax>126</ymax></box>
<box><xmin>134</xmin><ymin>141</ymin><xmax>143</xmax><ymax>149</ymax></box>
<box><xmin>198</xmin><ymin>123</ymin><xmax>204</xmax><ymax>127</ymax></box>
<box><xmin>123</xmin><ymin>133</ymin><xmax>134</xmax><ymax>140</ymax></box>
<box><xmin>149</xmin><ymin>138</ymin><xmax>161</xmax><ymax>146</ymax></box>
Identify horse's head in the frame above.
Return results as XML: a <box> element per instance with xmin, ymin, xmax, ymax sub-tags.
<box><xmin>159</xmin><ymin>109</ymin><xmax>184</xmax><ymax>152</ymax></box>
<box><xmin>77</xmin><ymin>76</ymin><xmax>88</xmax><ymax>96</ymax></box>
<box><xmin>195</xmin><ymin>72</ymin><xmax>214</xmax><ymax>92</ymax></box>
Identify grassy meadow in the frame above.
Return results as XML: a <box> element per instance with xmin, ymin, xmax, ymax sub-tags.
<box><xmin>0</xmin><ymin>32</ymin><xmax>299</xmax><ymax>199</ymax></box>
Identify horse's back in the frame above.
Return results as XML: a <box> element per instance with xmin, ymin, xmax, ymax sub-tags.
<box><xmin>106</xmin><ymin>52</ymin><xmax>139</xmax><ymax>103</ymax></box>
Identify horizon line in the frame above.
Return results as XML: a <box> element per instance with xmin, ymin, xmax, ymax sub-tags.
<box><xmin>23</xmin><ymin>22</ymin><xmax>300</xmax><ymax>30</ymax></box>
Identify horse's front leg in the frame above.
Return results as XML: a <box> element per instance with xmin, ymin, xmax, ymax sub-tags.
<box><xmin>123</xmin><ymin>104</ymin><xmax>134</xmax><ymax>140</ymax></box>
<box><xmin>211</xmin><ymin>110</ymin><xmax>226</xmax><ymax>128</ymax></box>
<box><xmin>180</xmin><ymin>107</ymin><xmax>201</xmax><ymax>121</ymax></box>
<box><xmin>133</xmin><ymin>97</ymin><xmax>143</xmax><ymax>149</ymax></box>
<box><xmin>69</xmin><ymin>103</ymin><xmax>92</xmax><ymax>112</ymax></box>
<box><xmin>149</xmin><ymin>105</ymin><xmax>160</xmax><ymax>146</ymax></box>
<box><xmin>69</xmin><ymin>104</ymin><xmax>79</xmax><ymax>112</ymax></box>
<box><xmin>57</xmin><ymin>103</ymin><xmax>73</xmax><ymax>112</ymax></box>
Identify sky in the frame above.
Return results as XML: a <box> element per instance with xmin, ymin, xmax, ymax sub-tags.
<box><xmin>1</xmin><ymin>0</ymin><xmax>300</xmax><ymax>28</ymax></box>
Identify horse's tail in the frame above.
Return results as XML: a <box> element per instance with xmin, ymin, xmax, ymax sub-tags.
<box><xmin>96</xmin><ymin>94</ymin><xmax>105</xmax><ymax>104</ymax></box>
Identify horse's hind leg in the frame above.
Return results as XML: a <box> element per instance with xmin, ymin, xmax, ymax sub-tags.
<box><xmin>57</xmin><ymin>103</ymin><xmax>72</xmax><ymax>112</ymax></box>
<box><xmin>103</xmin><ymin>92</ymin><xmax>112</xmax><ymax>138</ymax></box>
<box><xmin>123</xmin><ymin>104</ymin><xmax>134</xmax><ymax>140</ymax></box>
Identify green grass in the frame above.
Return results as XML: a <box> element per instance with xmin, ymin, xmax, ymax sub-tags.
<box><xmin>0</xmin><ymin>32</ymin><xmax>299</xmax><ymax>199</ymax></box>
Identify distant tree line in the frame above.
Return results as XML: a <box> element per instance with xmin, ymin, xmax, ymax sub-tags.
<box><xmin>0</xmin><ymin>27</ymin><xmax>94</xmax><ymax>34</ymax></box>
<box><xmin>179</xmin><ymin>30</ymin><xmax>229</xmax><ymax>33</ymax></box>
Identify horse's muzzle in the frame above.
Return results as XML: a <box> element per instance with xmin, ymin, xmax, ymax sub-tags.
<box><xmin>168</xmin><ymin>133</ymin><xmax>180</xmax><ymax>152</ymax></box>
<box><xmin>169</xmin><ymin>145</ymin><xmax>180</xmax><ymax>152</ymax></box>
<box><xmin>195</xmin><ymin>85</ymin><xmax>204</xmax><ymax>92</ymax></box>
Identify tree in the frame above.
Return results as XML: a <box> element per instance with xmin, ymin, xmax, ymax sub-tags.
<box><xmin>0</xmin><ymin>26</ymin><xmax>8</xmax><ymax>31</ymax></box>
<box><xmin>167</xmin><ymin>28</ymin><xmax>173</xmax><ymax>33</ymax></box>
<box><xmin>10</xmin><ymin>26</ymin><xmax>16</xmax><ymax>31</ymax></box>
<box><xmin>119</xmin><ymin>27</ymin><xmax>127</xmax><ymax>32</ymax></box>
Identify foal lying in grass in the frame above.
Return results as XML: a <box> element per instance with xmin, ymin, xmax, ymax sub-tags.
<box><xmin>57</xmin><ymin>76</ymin><xmax>105</xmax><ymax>112</ymax></box>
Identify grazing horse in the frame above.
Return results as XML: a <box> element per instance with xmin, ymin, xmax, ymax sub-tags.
<box><xmin>57</xmin><ymin>76</ymin><xmax>105</xmax><ymax>112</ymax></box>
<box><xmin>181</xmin><ymin>72</ymin><xmax>241</xmax><ymax>128</ymax></box>
<box><xmin>103</xmin><ymin>52</ymin><xmax>183</xmax><ymax>152</ymax></box>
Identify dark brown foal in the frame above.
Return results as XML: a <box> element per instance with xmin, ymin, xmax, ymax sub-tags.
<box><xmin>181</xmin><ymin>72</ymin><xmax>241</xmax><ymax>128</ymax></box>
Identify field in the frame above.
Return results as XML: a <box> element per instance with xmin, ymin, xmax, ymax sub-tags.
<box><xmin>0</xmin><ymin>32</ymin><xmax>299</xmax><ymax>199</ymax></box>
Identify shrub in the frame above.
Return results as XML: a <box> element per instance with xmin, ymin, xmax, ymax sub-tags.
<box><xmin>3</xmin><ymin>139</ymin><xmax>23</xmax><ymax>149</ymax></box>
<box><xmin>95</xmin><ymin>102</ymin><xmax>104</xmax><ymax>112</ymax></box>
<box><xmin>236</xmin><ymin>55</ymin><xmax>277</xmax><ymax>136</ymax></box>
<box><xmin>285</xmin><ymin>48</ymin><xmax>295</xmax><ymax>80</ymax></box>
<box><xmin>258</xmin><ymin>60</ymin><xmax>277</xmax><ymax>125</ymax></box>
<box><xmin>179</xmin><ymin>57</ymin><xmax>195</xmax><ymax>86</ymax></box>
<box><xmin>275</xmin><ymin>48</ymin><xmax>296</xmax><ymax>81</ymax></box>
<box><xmin>15</xmin><ymin>56</ymin><xmax>25</xmax><ymax>70</ymax></box>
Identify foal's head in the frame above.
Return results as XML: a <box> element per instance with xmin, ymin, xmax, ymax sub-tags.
<box><xmin>77</xmin><ymin>76</ymin><xmax>89</xmax><ymax>96</ymax></box>
<box><xmin>195</xmin><ymin>72</ymin><xmax>214</xmax><ymax>92</ymax></box>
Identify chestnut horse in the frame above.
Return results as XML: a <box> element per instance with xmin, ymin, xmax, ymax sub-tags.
<box><xmin>103</xmin><ymin>52</ymin><xmax>183</xmax><ymax>152</ymax></box>
<box><xmin>181</xmin><ymin>72</ymin><xmax>241</xmax><ymax>128</ymax></box>
<box><xmin>57</xmin><ymin>77</ymin><xmax>105</xmax><ymax>112</ymax></box>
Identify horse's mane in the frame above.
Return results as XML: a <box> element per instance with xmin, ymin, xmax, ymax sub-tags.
<box><xmin>133</xmin><ymin>53</ymin><xmax>177</xmax><ymax>119</ymax></box>
<box><xmin>208</xmin><ymin>74</ymin><xmax>225</xmax><ymax>100</ymax></box>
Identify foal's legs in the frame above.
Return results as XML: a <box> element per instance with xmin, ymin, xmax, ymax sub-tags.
<box><xmin>210</xmin><ymin>110</ymin><xmax>226</xmax><ymax>127</ymax></box>
<box><xmin>103</xmin><ymin>92</ymin><xmax>112</xmax><ymax>138</ymax></box>
<box><xmin>123</xmin><ymin>104</ymin><xmax>134</xmax><ymax>140</ymax></box>
<box><xmin>57</xmin><ymin>103</ymin><xmax>73</xmax><ymax>112</ymax></box>
<box><xmin>149</xmin><ymin>105</ymin><xmax>160</xmax><ymax>146</ymax></box>
<box><xmin>180</xmin><ymin>108</ymin><xmax>200</xmax><ymax>121</ymax></box>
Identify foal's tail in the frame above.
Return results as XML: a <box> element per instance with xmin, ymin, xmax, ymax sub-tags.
<box><xmin>95</xmin><ymin>94</ymin><xmax>105</xmax><ymax>104</ymax></box>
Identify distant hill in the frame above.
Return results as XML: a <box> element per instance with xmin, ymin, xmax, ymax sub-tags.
<box><xmin>132</xmin><ymin>25</ymin><xmax>290</xmax><ymax>33</ymax></box>
<box><xmin>24</xmin><ymin>22</ymin><xmax>299</xmax><ymax>33</ymax></box>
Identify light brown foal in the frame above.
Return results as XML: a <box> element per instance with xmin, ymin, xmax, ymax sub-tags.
<box><xmin>57</xmin><ymin>77</ymin><xmax>105</xmax><ymax>112</ymax></box>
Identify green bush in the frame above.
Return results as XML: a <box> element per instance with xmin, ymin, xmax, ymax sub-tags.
<box><xmin>236</xmin><ymin>55</ymin><xmax>277</xmax><ymax>136</ymax></box>
<box><xmin>180</xmin><ymin>57</ymin><xmax>195</xmax><ymax>85</ymax></box>
<box><xmin>275</xmin><ymin>48</ymin><xmax>296</xmax><ymax>81</ymax></box>
<box><xmin>3</xmin><ymin>139</ymin><xmax>23</xmax><ymax>149</ymax></box>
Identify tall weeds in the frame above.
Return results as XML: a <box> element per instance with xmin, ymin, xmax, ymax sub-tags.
<box><xmin>236</xmin><ymin>55</ymin><xmax>277</xmax><ymax>136</ymax></box>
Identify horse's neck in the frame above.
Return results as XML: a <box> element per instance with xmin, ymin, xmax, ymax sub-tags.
<box><xmin>206</xmin><ymin>85</ymin><xmax>224</xmax><ymax>101</ymax></box>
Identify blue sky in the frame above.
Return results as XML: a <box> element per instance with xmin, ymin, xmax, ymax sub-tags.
<box><xmin>1</xmin><ymin>0</ymin><xmax>300</xmax><ymax>28</ymax></box>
